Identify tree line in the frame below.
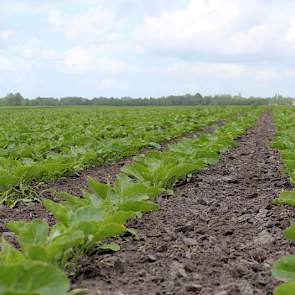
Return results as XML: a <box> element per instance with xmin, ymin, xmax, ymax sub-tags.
<box><xmin>0</xmin><ymin>92</ymin><xmax>293</xmax><ymax>106</ymax></box>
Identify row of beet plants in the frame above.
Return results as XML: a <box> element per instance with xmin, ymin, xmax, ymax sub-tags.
<box><xmin>271</xmin><ymin>107</ymin><xmax>295</xmax><ymax>295</ymax></box>
<box><xmin>0</xmin><ymin>110</ymin><xmax>262</xmax><ymax>295</ymax></box>
<box><xmin>1</xmin><ymin>106</ymin><xmax>244</xmax><ymax>204</ymax></box>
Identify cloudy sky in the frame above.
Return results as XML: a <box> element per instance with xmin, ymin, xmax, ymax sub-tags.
<box><xmin>1</xmin><ymin>0</ymin><xmax>295</xmax><ymax>98</ymax></box>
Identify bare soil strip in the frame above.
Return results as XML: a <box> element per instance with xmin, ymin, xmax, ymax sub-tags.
<box><xmin>73</xmin><ymin>112</ymin><xmax>294</xmax><ymax>295</ymax></box>
<box><xmin>0</xmin><ymin>119</ymin><xmax>225</xmax><ymax>232</ymax></box>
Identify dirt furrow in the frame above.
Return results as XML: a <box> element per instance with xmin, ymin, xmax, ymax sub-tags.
<box><xmin>74</xmin><ymin>111</ymin><xmax>294</xmax><ymax>295</ymax></box>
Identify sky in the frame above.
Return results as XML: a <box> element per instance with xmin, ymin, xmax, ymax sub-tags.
<box><xmin>1</xmin><ymin>0</ymin><xmax>295</xmax><ymax>98</ymax></box>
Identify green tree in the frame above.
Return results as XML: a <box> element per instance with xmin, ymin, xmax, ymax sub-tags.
<box><xmin>3</xmin><ymin>93</ymin><xmax>25</xmax><ymax>106</ymax></box>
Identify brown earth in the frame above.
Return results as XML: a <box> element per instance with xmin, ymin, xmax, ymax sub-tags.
<box><xmin>72</xmin><ymin>111</ymin><xmax>294</xmax><ymax>295</ymax></box>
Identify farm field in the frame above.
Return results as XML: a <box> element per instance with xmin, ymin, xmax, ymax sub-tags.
<box><xmin>0</xmin><ymin>105</ymin><xmax>244</xmax><ymax>206</ymax></box>
<box><xmin>0</xmin><ymin>105</ymin><xmax>295</xmax><ymax>295</ymax></box>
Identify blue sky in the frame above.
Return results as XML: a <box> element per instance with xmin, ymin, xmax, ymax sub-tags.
<box><xmin>1</xmin><ymin>0</ymin><xmax>295</xmax><ymax>98</ymax></box>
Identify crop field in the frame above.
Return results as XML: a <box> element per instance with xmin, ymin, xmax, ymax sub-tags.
<box><xmin>0</xmin><ymin>105</ymin><xmax>295</xmax><ymax>295</ymax></box>
<box><xmin>0</xmin><ymin>105</ymin><xmax>244</xmax><ymax>205</ymax></box>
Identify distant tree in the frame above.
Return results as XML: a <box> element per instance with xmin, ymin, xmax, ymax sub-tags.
<box><xmin>0</xmin><ymin>91</ymin><xmax>293</xmax><ymax>107</ymax></box>
<box><xmin>60</xmin><ymin>97</ymin><xmax>88</xmax><ymax>105</ymax></box>
<box><xmin>28</xmin><ymin>97</ymin><xmax>59</xmax><ymax>106</ymax></box>
<box><xmin>2</xmin><ymin>93</ymin><xmax>25</xmax><ymax>106</ymax></box>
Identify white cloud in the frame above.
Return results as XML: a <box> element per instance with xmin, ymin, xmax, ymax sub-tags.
<box><xmin>136</xmin><ymin>0</ymin><xmax>243</xmax><ymax>52</ymax></box>
<box><xmin>0</xmin><ymin>50</ymin><xmax>32</xmax><ymax>72</ymax></box>
<box><xmin>19</xmin><ymin>38</ymin><xmax>59</xmax><ymax>61</ymax></box>
<box><xmin>48</xmin><ymin>6</ymin><xmax>125</xmax><ymax>42</ymax></box>
<box><xmin>0</xmin><ymin>29</ymin><xmax>15</xmax><ymax>41</ymax></box>
<box><xmin>135</xmin><ymin>0</ymin><xmax>295</xmax><ymax>61</ymax></box>
<box><xmin>62</xmin><ymin>47</ymin><xmax>131</xmax><ymax>74</ymax></box>
<box><xmin>2</xmin><ymin>0</ymin><xmax>295</xmax><ymax>97</ymax></box>
<box><xmin>161</xmin><ymin>61</ymin><xmax>282</xmax><ymax>80</ymax></box>
<box><xmin>0</xmin><ymin>51</ymin><xmax>16</xmax><ymax>71</ymax></box>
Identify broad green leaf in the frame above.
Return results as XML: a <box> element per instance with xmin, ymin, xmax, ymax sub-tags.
<box><xmin>52</xmin><ymin>191</ymin><xmax>85</xmax><ymax>209</ymax></box>
<box><xmin>0</xmin><ymin>261</ymin><xmax>70</xmax><ymax>295</ymax></box>
<box><xmin>47</xmin><ymin>230</ymin><xmax>84</xmax><ymax>264</ymax></box>
<box><xmin>126</xmin><ymin>228</ymin><xmax>138</xmax><ymax>236</ymax></box>
<box><xmin>274</xmin><ymin>282</ymin><xmax>295</xmax><ymax>295</ymax></box>
<box><xmin>71</xmin><ymin>221</ymin><xmax>100</xmax><ymax>239</ymax></box>
<box><xmin>0</xmin><ymin>175</ymin><xmax>18</xmax><ymax>192</ymax></box>
<box><xmin>121</xmin><ymin>163</ymin><xmax>149</xmax><ymax>183</ymax></box>
<box><xmin>284</xmin><ymin>224</ymin><xmax>295</xmax><ymax>241</ymax></box>
<box><xmin>87</xmin><ymin>177</ymin><xmax>110</xmax><ymax>199</ymax></box>
<box><xmin>91</xmin><ymin>223</ymin><xmax>126</xmax><ymax>245</ymax></box>
<box><xmin>70</xmin><ymin>206</ymin><xmax>104</xmax><ymax>224</ymax></box>
<box><xmin>273</xmin><ymin>191</ymin><xmax>295</xmax><ymax>207</ymax></box>
<box><xmin>113</xmin><ymin>174</ymin><xmax>131</xmax><ymax>194</ymax></box>
<box><xmin>103</xmin><ymin>211</ymin><xmax>136</xmax><ymax>224</ymax></box>
<box><xmin>272</xmin><ymin>256</ymin><xmax>295</xmax><ymax>281</ymax></box>
<box><xmin>281</xmin><ymin>151</ymin><xmax>295</xmax><ymax>161</ymax></box>
<box><xmin>100</xmin><ymin>242</ymin><xmax>120</xmax><ymax>252</ymax></box>
<box><xmin>25</xmin><ymin>245</ymin><xmax>48</xmax><ymax>262</ymax></box>
<box><xmin>147</xmin><ymin>142</ymin><xmax>161</xmax><ymax>149</ymax></box>
<box><xmin>7</xmin><ymin>219</ymin><xmax>49</xmax><ymax>247</ymax></box>
<box><xmin>118</xmin><ymin>200</ymin><xmax>160</xmax><ymax>212</ymax></box>
<box><xmin>284</xmin><ymin>160</ymin><xmax>295</xmax><ymax>171</ymax></box>
<box><xmin>70</xmin><ymin>289</ymin><xmax>88</xmax><ymax>295</ymax></box>
<box><xmin>163</xmin><ymin>163</ymin><xmax>200</xmax><ymax>188</ymax></box>
<box><xmin>81</xmin><ymin>190</ymin><xmax>101</xmax><ymax>208</ymax></box>
<box><xmin>43</xmin><ymin>199</ymin><xmax>69</xmax><ymax>226</ymax></box>
<box><xmin>0</xmin><ymin>239</ymin><xmax>25</xmax><ymax>264</ymax></box>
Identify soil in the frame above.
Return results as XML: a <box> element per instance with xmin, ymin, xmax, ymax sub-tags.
<box><xmin>0</xmin><ymin>119</ymin><xmax>225</xmax><ymax>234</ymax></box>
<box><xmin>72</xmin><ymin>111</ymin><xmax>295</xmax><ymax>295</ymax></box>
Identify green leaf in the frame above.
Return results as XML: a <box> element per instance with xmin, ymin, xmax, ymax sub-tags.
<box><xmin>43</xmin><ymin>199</ymin><xmax>69</xmax><ymax>226</ymax></box>
<box><xmin>274</xmin><ymin>282</ymin><xmax>295</xmax><ymax>295</ymax></box>
<box><xmin>147</xmin><ymin>142</ymin><xmax>161</xmax><ymax>149</ymax></box>
<box><xmin>91</xmin><ymin>223</ymin><xmax>126</xmax><ymax>245</ymax></box>
<box><xmin>284</xmin><ymin>160</ymin><xmax>295</xmax><ymax>171</ymax></box>
<box><xmin>7</xmin><ymin>219</ymin><xmax>49</xmax><ymax>247</ymax></box>
<box><xmin>81</xmin><ymin>191</ymin><xmax>101</xmax><ymax>208</ymax></box>
<box><xmin>47</xmin><ymin>230</ymin><xmax>85</xmax><ymax>264</ymax></box>
<box><xmin>103</xmin><ymin>211</ymin><xmax>136</xmax><ymax>224</ymax></box>
<box><xmin>0</xmin><ymin>239</ymin><xmax>25</xmax><ymax>264</ymax></box>
<box><xmin>273</xmin><ymin>191</ymin><xmax>295</xmax><ymax>206</ymax></box>
<box><xmin>51</xmin><ymin>190</ymin><xmax>85</xmax><ymax>209</ymax></box>
<box><xmin>272</xmin><ymin>256</ymin><xmax>295</xmax><ymax>281</ymax></box>
<box><xmin>114</xmin><ymin>174</ymin><xmax>132</xmax><ymax>193</ymax></box>
<box><xmin>0</xmin><ymin>175</ymin><xmax>18</xmax><ymax>192</ymax></box>
<box><xmin>100</xmin><ymin>242</ymin><xmax>120</xmax><ymax>252</ymax></box>
<box><xmin>163</xmin><ymin>163</ymin><xmax>200</xmax><ymax>188</ymax></box>
<box><xmin>70</xmin><ymin>207</ymin><xmax>103</xmax><ymax>224</ymax></box>
<box><xmin>281</xmin><ymin>151</ymin><xmax>295</xmax><ymax>160</ymax></box>
<box><xmin>0</xmin><ymin>261</ymin><xmax>70</xmax><ymax>295</ymax></box>
<box><xmin>126</xmin><ymin>228</ymin><xmax>138</xmax><ymax>236</ymax></box>
<box><xmin>284</xmin><ymin>224</ymin><xmax>295</xmax><ymax>241</ymax></box>
<box><xmin>70</xmin><ymin>289</ymin><xmax>88</xmax><ymax>295</ymax></box>
<box><xmin>87</xmin><ymin>177</ymin><xmax>110</xmax><ymax>199</ymax></box>
<box><xmin>121</xmin><ymin>163</ymin><xmax>149</xmax><ymax>183</ymax></box>
<box><xmin>118</xmin><ymin>200</ymin><xmax>160</xmax><ymax>212</ymax></box>
<box><xmin>24</xmin><ymin>245</ymin><xmax>48</xmax><ymax>262</ymax></box>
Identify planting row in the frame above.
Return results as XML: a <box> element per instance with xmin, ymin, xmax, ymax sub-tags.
<box><xmin>0</xmin><ymin>109</ymin><xmax>263</xmax><ymax>295</ymax></box>
<box><xmin>0</xmin><ymin>106</ymin><xmax>245</xmax><ymax>198</ymax></box>
<box><xmin>271</xmin><ymin>107</ymin><xmax>295</xmax><ymax>295</ymax></box>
